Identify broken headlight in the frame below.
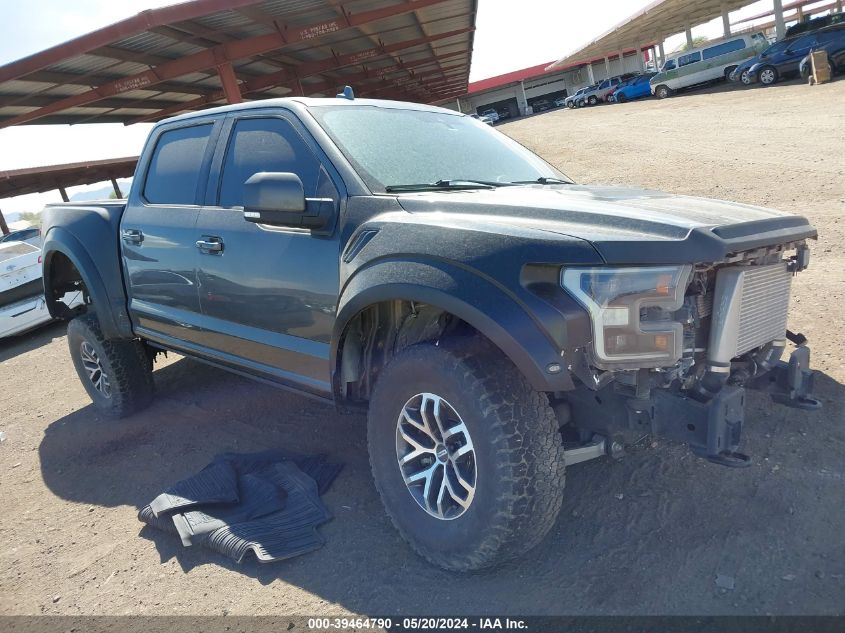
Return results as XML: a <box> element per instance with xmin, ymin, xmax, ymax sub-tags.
<box><xmin>561</xmin><ymin>265</ymin><xmax>692</xmax><ymax>367</ymax></box>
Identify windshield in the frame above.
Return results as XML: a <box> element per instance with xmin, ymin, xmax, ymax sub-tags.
<box><xmin>309</xmin><ymin>105</ymin><xmax>568</xmax><ymax>192</ymax></box>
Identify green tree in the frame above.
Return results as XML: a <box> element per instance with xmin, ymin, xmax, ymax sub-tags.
<box><xmin>675</xmin><ymin>36</ymin><xmax>710</xmax><ymax>53</ymax></box>
<box><xmin>17</xmin><ymin>211</ymin><xmax>42</xmax><ymax>227</ymax></box>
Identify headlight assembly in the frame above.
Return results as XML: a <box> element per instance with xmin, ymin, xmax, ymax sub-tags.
<box><xmin>561</xmin><ymin>265</ymin><xmax>692</xmax><ymax>367</ymax></box>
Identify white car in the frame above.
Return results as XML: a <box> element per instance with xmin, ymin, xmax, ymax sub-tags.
<box><xmin>0</xmin><ymin>241</ymin><xmax>82</xmax><ymax>338</ymax></box>
<box><xmin>478</xmin><ymin>108</ymin><xmax>500</xmax><ymax>123</ymax></box>
<box><xmin>469</xmin><ymin>113</ymin><xmax>494</xmax><ymax>125</ymax></box>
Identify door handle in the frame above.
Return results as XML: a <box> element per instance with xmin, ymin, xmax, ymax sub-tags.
<box><xmin>122</xmin><ymin>229</ymin><xmax>143</xmax><ymax>245</ymax></box>
<box><xmin>196</xmin><ymin>237</ymin><xmax>223</xmax><ymax>253</ymax></box>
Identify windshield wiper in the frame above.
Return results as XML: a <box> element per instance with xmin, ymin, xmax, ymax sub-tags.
<box><xmin>509</xmin><ymin>177</ymin><xmax>574</xmax><ymax>185</ymax></box>
<box><xmin>385</xmin><ymin>179</ymin><xmax>513</xmax><ymax>193</ymax></box>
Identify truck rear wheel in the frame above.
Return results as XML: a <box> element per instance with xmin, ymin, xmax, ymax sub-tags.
<box><xmin>67</xmin><ymin>314</ymin><xmax>154</xmax><ymax>418</ymax></box>
<box><xmin>367</xmin><ymin>342</ymin><xmax>565</xmax><ymax>571</ymax></box>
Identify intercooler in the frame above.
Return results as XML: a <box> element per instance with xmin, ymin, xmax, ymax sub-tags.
<box><xmin>707</xmin><ymin>262</ymin><xmax>792</xmax><ymax>366</ymax></box>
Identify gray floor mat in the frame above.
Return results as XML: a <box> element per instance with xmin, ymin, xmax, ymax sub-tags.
<box><xmin>138</xmin><ymin>451</ymin><xmax>341</xmax><ymax>564</ymax></box>
<box><xmin>149</xmin><ymin>460</ymin><xmax>239</xmax><ymax>517</ymax></box>
<box><xmin>204</xmin><ymin>462</ymin><xmax>333</xmax><ymax>563</ymax></box>
<box><xmin>171</xmin><ymin>473</ymin><xmax>286</xmax><ymax>546</ymax></box>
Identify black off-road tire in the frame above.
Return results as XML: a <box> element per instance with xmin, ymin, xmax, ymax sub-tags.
<box><xmin>367</xmin><ymin>342</ymin><xmax>565</xmax><ymax>571</ymax></box>
<box><xmin>67</xmin><ymin>314</ymin><xmax>154</xmax><ymax>418</ymax></box>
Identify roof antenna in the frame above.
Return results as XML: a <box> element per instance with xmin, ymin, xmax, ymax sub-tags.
<box><xmin>336</xmin><ymin>85</ymin><xmax>355</xmax><ymax>100</ymax></box>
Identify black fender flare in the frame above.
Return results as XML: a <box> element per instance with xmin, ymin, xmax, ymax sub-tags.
<box><xmin>332</xmin><ymin>259</ymin><xmax>575</xmax><ymax>397</ymax></box>
<box><xmin>42</xmin><ymin>227</ymin><xmax>133</xmax><ymax>339</ymax></box>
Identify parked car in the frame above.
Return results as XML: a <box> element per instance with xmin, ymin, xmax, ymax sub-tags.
<box><xmin>469</xmin><ymin>113</ymin><xmax>494</xmax><ymax>125</ymax></box>
<box><xmin>565</xmin><ymin>86</ymin><xmax>592</xmax><ymax>108</ymax></box>
<box><xmin>606</xmin><ymin>78</ymin><xmax>633</xmax><ymax>103</ymax></box>
<box><xmin>40</xmin><ymin>94</ymin><xmax>820</xmax><ymax>571</ymax></box>
<box><xmin>785</xmin><ymin>12</ymin><xmax>845</xmax><ymax>38</ymax></box>
<box><xmin>530</xmin><ymin>98</ymin><xmax>553</xmax><ymax>113</ymax></box>
<box><xmin>799</xmin><ymin>31</ymin><xmax>845</xmax><ymax>81</ymax></box>
<box><xmin>0</xmin><ymin>226</ymin><xmax>41</xmax><ymax>247</ymax></box>
<box><xmin>478</xmin><ymin>108</ymin><xmax>500</xmax><ymax>123</ymax></box>
<box><xmin>579</xmin><ymin>76</ymin><xmax>625</xmax><ymax>106</ymax></box>
<box><xmin>0</xmin><ymin>240</ymin><xmax>82</xmax><ymax>338</ymax></box>
<box><xmin>610</xmin><ymin>73</ymin><xmax>657</xmax><ymax>102</ymax></box>
<box><xmin>730</xmin><ymin>38</ymin><xmax>796</xmax><ymax>84</ymax></box>
<box><xmin>553</xmin><ymin>95</ymin><xmax>568</xmax><ymax>108</ymax></box>
<box><xmin>748</xmin><ymin>25</ymin><xmax>845</xmax><ymax>85</ymax></box>
<box><xmin>651</xmin><ymin>32</ymin><xmax>768</xmax><ymax>98</ymax></box>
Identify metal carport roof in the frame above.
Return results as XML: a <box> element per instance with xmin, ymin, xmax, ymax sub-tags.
<box><xmin>0</xmin><ymin>0</ymin><xmax>476</xmax><ymax>127</ymax></box>
<box><xmin>0</xmin><ymin>157</ymin><xmax>138</xmax><ymax>199</ymax></box>
<box><xmin>547</xmin><ymin>0</ymin><xmax>762</xmax><ymax>70</ymax></box>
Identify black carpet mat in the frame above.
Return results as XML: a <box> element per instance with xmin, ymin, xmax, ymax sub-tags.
<box><xmin>139</xmin><ymin>451</ymin><xmax>342</xmax><ymax>563</ymax></box>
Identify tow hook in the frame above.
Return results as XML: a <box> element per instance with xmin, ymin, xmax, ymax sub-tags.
<box><xmin>562</xmin><ymin>434</ymin><xmax>625</xmax><ymax>466</ymax></box>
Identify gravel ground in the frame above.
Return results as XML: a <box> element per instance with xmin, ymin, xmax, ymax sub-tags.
<box><xmin>1</xmin><ymin>78</ymin><xmax>843</xmax><ymax>617</ymax></box>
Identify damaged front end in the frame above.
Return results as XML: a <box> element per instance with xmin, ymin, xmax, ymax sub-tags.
<box><xmin>558</xmin><ymin>241</ymin><xmax>820</xmax><ymax>468</ymax></box>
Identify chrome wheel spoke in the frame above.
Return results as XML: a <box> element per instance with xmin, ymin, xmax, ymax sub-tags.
<box><xmin>396</xmin><ymin>392</ymin><xmax>477</xmax><ymax>521</ymax></box>
<box><xmin>80</xmin><ymin>341</ymin><xmax>111</xmax><ymax>398</ymax></box>
<box><xmin>402</xmin><ymin>407</ymin><xmax>437</xmax><ymax>444</ymax></box>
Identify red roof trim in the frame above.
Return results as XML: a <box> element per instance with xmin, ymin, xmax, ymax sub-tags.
<box><xmin>467</xmin><ymin>61</ymin><xmax>556</xmax><ymax>93</ymax></box>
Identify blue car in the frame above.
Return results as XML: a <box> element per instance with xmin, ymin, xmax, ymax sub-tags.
<box><xmin>610</xmin><ymin>73</ymin><xmax>656</xmax><ymax>102</ymax></box>
<box><xmin>748</xmin><ymin>24</ymin><xmax>845</xmax><ymax>85</ymax></box>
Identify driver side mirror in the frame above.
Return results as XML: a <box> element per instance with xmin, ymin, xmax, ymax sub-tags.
<box><xmin>242</xmin><ymin>172</ymin><xmax>335</xmax><ymax>231</ymax></box>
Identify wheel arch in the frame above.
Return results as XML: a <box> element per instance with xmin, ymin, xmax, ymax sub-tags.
<box><xmin>42</xmin><ymin>227</ymin><xmax>132</xmax><ymax>339</ymax></box>
<box><xmin>331</xmin><ymin>260</ymin><xmax>576</xmax><ymax>406</ymax></box>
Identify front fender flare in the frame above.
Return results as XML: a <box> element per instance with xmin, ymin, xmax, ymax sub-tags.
<box><xmin>332</xmin><ymin>259</ymin><xmax>575</xmax><ymax>396</ymax></box>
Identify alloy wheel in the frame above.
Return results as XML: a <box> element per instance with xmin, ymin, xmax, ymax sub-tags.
<box><xmin>761</xmin><ymin>68</ymin><xmax>776</xmax><ymax>85</ymax></box>
<box><xmin>395</xmin><ymin>392</ymin><xmax>477</xmax><ymax>520</ymax></box>
<box><xmin>80</xmin><ymin>341</ymin><xmax>111</xmax><ymax>398</ymax></box>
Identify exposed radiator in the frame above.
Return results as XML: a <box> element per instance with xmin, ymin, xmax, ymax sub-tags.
<box><xmin>707</xmin><ymin>262</ymin><xmax>791</xmax><ymax>365</ymax></box>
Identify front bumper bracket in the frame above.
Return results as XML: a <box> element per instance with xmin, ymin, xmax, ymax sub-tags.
<box><xmin>747</xmin><ymin>344</ymin><xmax>821</xmax><ymax>411</ymax></box>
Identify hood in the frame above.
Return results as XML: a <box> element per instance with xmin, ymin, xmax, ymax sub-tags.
<box><xmin>395</xmin><ymin>184</ymin><xmax>817</xmax><ymax>264</ymax></box>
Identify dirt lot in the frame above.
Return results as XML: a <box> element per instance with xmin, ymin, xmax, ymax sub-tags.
<box><xmin>1</xmin><ymin>79</ymin><xmax>844</xmax><ymax>617</ymax></box>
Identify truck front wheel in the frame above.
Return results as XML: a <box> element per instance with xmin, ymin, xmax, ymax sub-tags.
<box><xmin>67</xmin><ymin>314</ymin><xmax>154</xmax><ymax>418</ymax></box>
<box><xmin>367</xmin><ymin>342</ymin><xmax>565</xmax><ymax>571</ymax></box>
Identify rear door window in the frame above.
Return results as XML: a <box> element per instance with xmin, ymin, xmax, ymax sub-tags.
<box><xmin>788</xmin><ymin>35</ymin><xmax>817</xmax><ymax>54</ymax></box>
<box><xmin>143</xmin><ymin>124</ymin><xmax>213</xmax><ymax>205</ymax></box>
<box><xmin>703</xmin><ymin>39</ymin><xmax>746</xmax><ymax>59</ymax></box>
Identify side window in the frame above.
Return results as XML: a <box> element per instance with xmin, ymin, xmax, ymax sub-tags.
<box><xmin>678</xmin><ymin>51</ymin><xmax>702</xmax><ymax>67</ymax></box>
<box><xmin>663</xmin><ymin>59</ymin><xmax>677</xmax><ymax>71</ymax></box>
<box><xmin>218</xmin><ymin>117</ymin><xmax>321</xmax><ymax>208</ymax></box>
<box><xmin>703</xmin><ymin>39</ymin><xmax>746</xmax><ymax>60</ymax></box>
<box><xmin>144</xmin><ymin>124</ymin><xmax>213</xmax><ymax>205</ymax></box>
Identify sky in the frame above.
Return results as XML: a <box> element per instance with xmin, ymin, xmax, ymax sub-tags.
<box><xmin>0</xmin><ymin>0</ymin><xmax>802</xmax><ymax>215</ymax></box>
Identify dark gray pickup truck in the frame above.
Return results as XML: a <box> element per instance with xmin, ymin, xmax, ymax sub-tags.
<box><xmin>41</xmin><ymin>95</ymin><xmax>820</xmax><ymax>571</ymax></box>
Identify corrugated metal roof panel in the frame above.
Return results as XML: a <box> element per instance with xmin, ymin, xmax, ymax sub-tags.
<box><xmin>0</xmin><ymin>0</ymin><xmax>476</xmax><ymax>127</ymax></box>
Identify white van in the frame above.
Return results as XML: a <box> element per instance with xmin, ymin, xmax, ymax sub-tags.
<box><xmin>650</xmin><ymin>32</ymin><xmax>768</xmax><ymax>98</ymax></box>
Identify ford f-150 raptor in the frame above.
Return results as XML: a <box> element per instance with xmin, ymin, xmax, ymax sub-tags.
<box><xmin>40</xmin><ymin>94</ymin><xmax>820</xmax><ymax>571</ymax></box>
